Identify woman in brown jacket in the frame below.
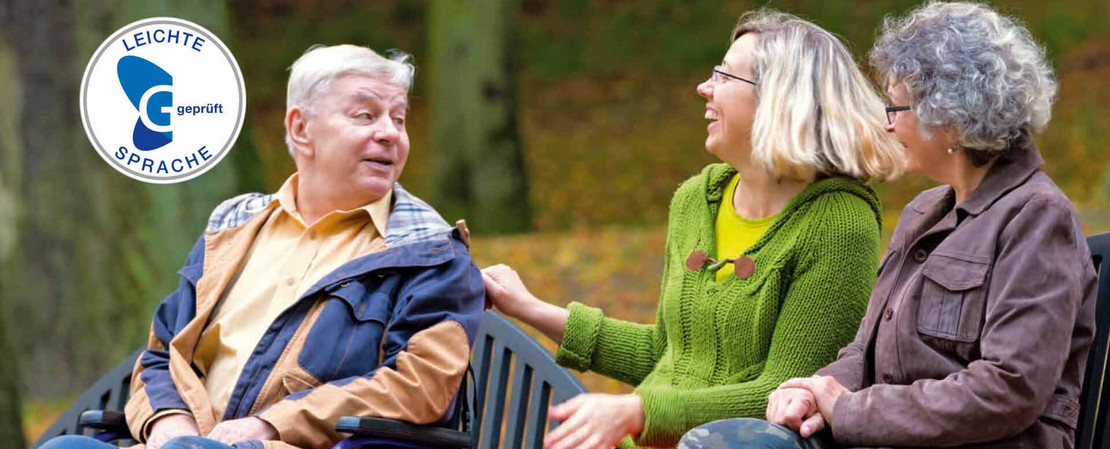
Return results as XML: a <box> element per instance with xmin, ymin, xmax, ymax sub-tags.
<box><xmin>678</xmin><ymin>2</ymin><xmax>1099</xmax><ymax>448</ymax></box>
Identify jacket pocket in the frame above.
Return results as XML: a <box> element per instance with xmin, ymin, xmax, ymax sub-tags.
<box><xmin>917</xmin><ymin>252</ymin><xmax>991</xmax><ymax>342</ymax></box>
<box><xmin>299</xmin><ymin>279</ymin><xmax>393</xmax><ymax>381</ymax></box>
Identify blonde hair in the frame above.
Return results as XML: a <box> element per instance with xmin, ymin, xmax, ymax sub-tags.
<box><xmin>732</xmin><ymin>10</ymin><xmax>904</xmax><ymax>182</ymax></box>
<box><xmin>284</xmin><ymin>44</ymin><xmax>415</xmax><ymax>156</ymax></box>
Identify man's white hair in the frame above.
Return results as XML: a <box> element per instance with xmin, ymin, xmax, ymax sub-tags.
<box><xmin>283</xmin><ymin>44</ymin><xmax>415</xmax><ymax>156</ymax></box>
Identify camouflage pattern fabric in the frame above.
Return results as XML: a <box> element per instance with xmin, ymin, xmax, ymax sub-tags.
<box><xmin>678</xmin><ymin>418</ymin><xmax>862</xmax><ymax>449</ymax></box>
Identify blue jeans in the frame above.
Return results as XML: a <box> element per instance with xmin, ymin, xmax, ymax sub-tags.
<box><xmin>679</xmin><ymin>418</ymin><xmax>867</xmax><ymax>449</ymax></box>
<box><xmin>38</xmin><ymin>435</ymin><xmax>255</xmax><ymax>449</ymax></box>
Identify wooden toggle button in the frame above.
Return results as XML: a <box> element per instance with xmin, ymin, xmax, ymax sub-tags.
<box><xmin>686</xmin><ymin>250</ymin><xmax>709</xmax><ymax>271</ymax></box>
<box><xmin>733</xmin><ymin>255</ymin><xmax>755</xmax><ymax>279</ymax></box>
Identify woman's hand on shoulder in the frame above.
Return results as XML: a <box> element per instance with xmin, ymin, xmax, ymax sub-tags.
<box><xmin>482</xmin><ymin>264</ymin><xmax>571</xmax><ymax>343</ymax></box>
<box><xmin>481</xmin><ymin>264</ymin><xmax>541</xmax><ymax>318</ymax></box>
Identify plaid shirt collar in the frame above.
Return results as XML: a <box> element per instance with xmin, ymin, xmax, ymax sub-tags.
<box><xmin>206</xmin><ymin>182</ymin><xmax>452</xmax><ymax>248</ymax></box>
<box><xmin>384</xmin><ymin>183</ymin><xmax>452</xmax><ymax>247</ymax></box>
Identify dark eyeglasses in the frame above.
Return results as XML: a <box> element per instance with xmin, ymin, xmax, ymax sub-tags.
<box><xmin>711</xmin><ymin>66</ymin><xmax>756</xmax><ymax>86</ymax></box>
<box><xmin>885</xmin><ymin>105</ymin><xmax>911</xmax><ymax>125</ymax></box>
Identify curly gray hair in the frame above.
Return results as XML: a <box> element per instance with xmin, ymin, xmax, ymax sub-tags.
<box><xmin>870</xmin><ymin>2</ymin><xmax>1056</xmax><ymax>165</ymax></box>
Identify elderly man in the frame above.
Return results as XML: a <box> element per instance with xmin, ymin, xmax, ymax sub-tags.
<box><xmin>42</xmin><ymin>44</ymin><xmax>485</xmax><ymax>449</ymax></box>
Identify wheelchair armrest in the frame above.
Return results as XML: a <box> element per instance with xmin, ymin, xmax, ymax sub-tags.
<box><xmin>79</xmin><ymin>410</ymin><xmax>128</xmax><ymax>432</ymax></box>
<box><xmin>335</xmin><ymin>416</ymin><xmax>473</xmax><ymax>449</ymax></box>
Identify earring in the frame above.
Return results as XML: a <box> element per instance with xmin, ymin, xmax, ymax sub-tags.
<box><xmin>947</xmin><ymin>147</ymin><xmax>957</xmax><ymax>154</ymax></box>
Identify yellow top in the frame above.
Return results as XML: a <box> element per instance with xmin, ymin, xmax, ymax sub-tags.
<box><xmin>715</xmin><ymin>173</ymin><xmax>777</xmax><ymax>282</ymax></box>
<box><xmin>194</xmin><ymin>173</ymin><xmax>392</xmax><ymax>418</ymax></box>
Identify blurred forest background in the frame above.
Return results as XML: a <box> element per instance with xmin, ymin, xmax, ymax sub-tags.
<box><xmin>1</xmin><ymin>0</ymin><xmax>1108</xmax><ymax>444</ymax></box>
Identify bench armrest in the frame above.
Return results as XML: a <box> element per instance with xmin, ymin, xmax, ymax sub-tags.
<box><xmin>334</xmin><ymin>416</ymin><xmax>472</xmax><ymax>449</ymax></box>
<box><xmin>79</xmin><ymin>410</ymin><xmax>128</xmax><ymax>433</ymax></box>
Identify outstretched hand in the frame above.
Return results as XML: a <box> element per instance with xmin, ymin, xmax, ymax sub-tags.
<box><xmin>545</xmin><ymin>393</ymin><xmax>645</xmax><ymax>449</ymax></box>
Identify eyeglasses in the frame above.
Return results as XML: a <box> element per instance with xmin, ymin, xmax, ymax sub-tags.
<box><xmin>885</xmin><ymin>105</ymin><xmax>911</xmax><ymax>125</ymax></box>
<box><xmin>711</xmin><ymin>66</ymin><xmax>756</xmax><ymax>86</ymax></box>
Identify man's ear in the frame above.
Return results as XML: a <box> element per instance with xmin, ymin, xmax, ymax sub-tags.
<box><xmin>286</xmin><ymin>106</ymin><xmax>313</xmax><ymax>159</ymax></box>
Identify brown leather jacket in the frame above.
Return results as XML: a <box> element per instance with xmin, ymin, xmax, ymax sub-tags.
<box><xmin>817</xmin><ymin>146</ymin><xmax>1098</xmax><ymax>449</ymax></box>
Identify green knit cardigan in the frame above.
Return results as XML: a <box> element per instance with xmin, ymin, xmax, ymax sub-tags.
<box><xmin>555</xmin><ymin>163</ymin><xmax>881</xmax><ymax>447</ymax></box>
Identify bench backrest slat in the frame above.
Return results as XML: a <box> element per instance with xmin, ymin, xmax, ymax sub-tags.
<box><xmin>469</xmin><ymin>312</ymin><xmax>587</xmax><ymax>449</ymax></box>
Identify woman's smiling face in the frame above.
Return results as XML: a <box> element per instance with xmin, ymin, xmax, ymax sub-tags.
<box><xmin>696</xmin><ymin>32</ymin><xmax>760</xmax><ymax>164</ymax></box>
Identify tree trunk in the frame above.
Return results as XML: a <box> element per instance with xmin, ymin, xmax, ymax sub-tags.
<box><xmin>0</xmin><ymin>301</ymin><xmax>24</xmax><ymax>449</ymax></box>
<box><xmin>0</xmin><ymin>0</ymin><xmax>256</xmax><ymax>407</ymax></box>
<box><xmin>0</xmin><ymin>2</ymin><xmax>25</xmax><ymax>443</ymax></box>
<box><xmin>429</xmin><ymin>0</ymin><xmax>531</xmax><ymax>234</ymax></box>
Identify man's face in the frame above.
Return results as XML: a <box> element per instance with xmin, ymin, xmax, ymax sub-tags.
<box><xmin>303</xmin><ymin>74</ymin><xmax>410</xmax><ymax>203</ymax></box>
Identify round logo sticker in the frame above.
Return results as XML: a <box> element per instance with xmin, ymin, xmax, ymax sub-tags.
<box><xmin>80</xmin><ymin>17</ymin><xmax>245</xmax><ymax>184</ymax></box>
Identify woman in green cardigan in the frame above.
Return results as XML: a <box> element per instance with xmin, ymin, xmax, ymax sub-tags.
<box><xmin>482</xmin><ymin>10</ymin><xmax>903</xmax><ymax>449</ymax></box>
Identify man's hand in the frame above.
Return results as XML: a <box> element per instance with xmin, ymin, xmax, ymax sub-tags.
<box><xmin>766</xmin><ymin>387</ymin><xmax>825</xmax><ymax>438</ymax></box>
<box><xmin>545</xmin><ymin>393</ymin><xmax>645</xmax><ymax>449</ymax></box>
<box><xmin>206</xmin><ymin>417</ymin><xmax>279</xmax><ymax>445</ymax></box>
<box><xmin>778</xmin><ymin>376</ymin><xmax>849</xmax><ymax>432</ymax></box>
<box><xmin>147</xmin><ymin>413</ymin><xmax>200</xmax><ymax>449</ymax></box>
